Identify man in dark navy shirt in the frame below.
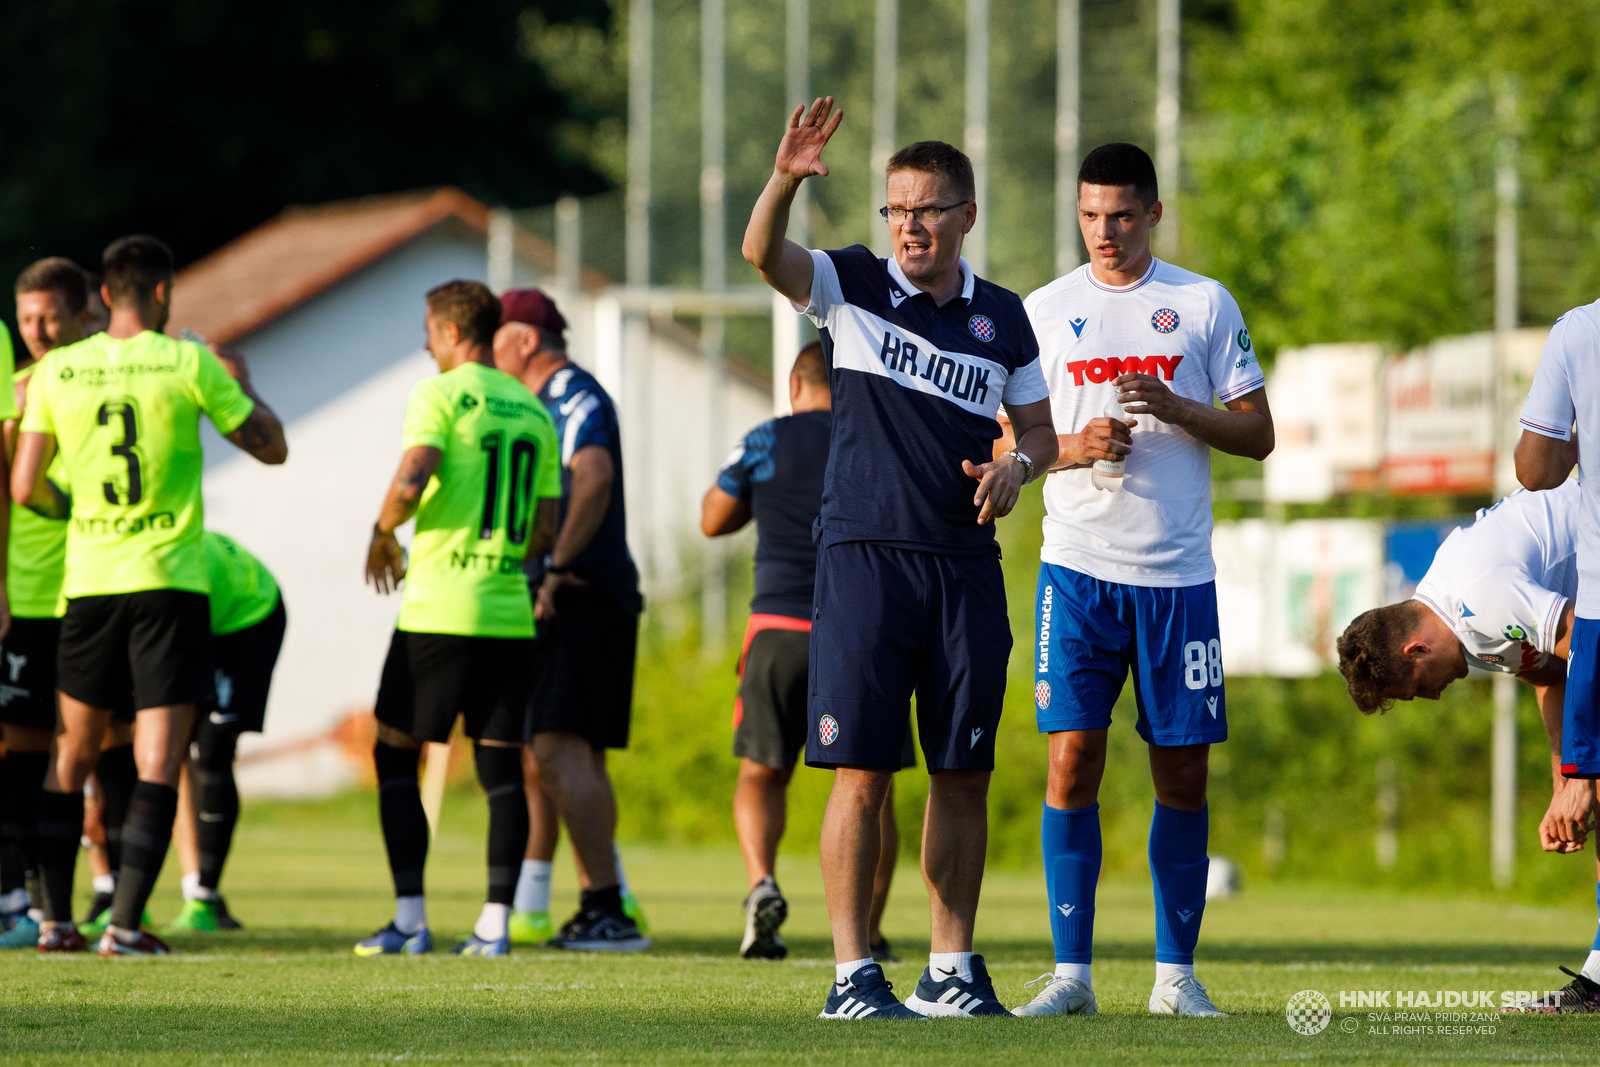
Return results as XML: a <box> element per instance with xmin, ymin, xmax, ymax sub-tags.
<box><xmin>493</xmin><ymin>289</ymin><xmax>648</xmax><ymax>953</ymax></box>
<box><xmin>702</xmin><ymin>342</ymin><xmax>912</xmax><ymax>965</ymax></box>
<box><xmin>743</xmin><ymin>98</ymin><xmax>1059</xmax><ymax>1019</ymax></box>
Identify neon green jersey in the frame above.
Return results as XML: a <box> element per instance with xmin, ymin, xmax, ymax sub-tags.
<box><xmin>396</xmin><ymin>361</ymin><xmax>562</xmax><ymax>638</ymax></box>
<box><xmin>9</xmin><ymin>363</ymin><xmax>68</xmax><ymax>618</ymax></box>
<box><xmin>19</xmin><ymin>331</ymin><xmax>255</xmax><ymax>599</ymax></box>
<box><xmin>204</xmin><ymin>531</ymin><xmax>280</xmax><ymax>635</ymax></box>
<box><xmin>0</xmin><ymin>325</ymin><xmax>17</xmax><ymax>421</ymax></box>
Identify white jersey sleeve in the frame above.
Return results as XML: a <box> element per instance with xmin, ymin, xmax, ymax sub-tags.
<box><xmin>798</xmin><ymin>249</ymin><xmax>845</xmax><ymax>326</ymax></box>
<box><xmin>1206</xmin><ymin>286</ymin><xmax>1266</xmax><ymax>404</ymax></box>
<box><xmin>1519</xmin><ymin>316</ymin><xmax>1576</xmax><ymax>441</ymax></box>
<box><xmin>1453</xmin><ymin>568</ymin><xmax>1567</xmax><ymax>670</ymax></box>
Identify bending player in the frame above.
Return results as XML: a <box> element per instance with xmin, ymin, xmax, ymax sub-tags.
<box><xmin>166</xmin><ymin>530</ymin><xmax>286</xmax><ymax>932</ymax></box>
<box><xmin>492</xmin><ymin>289</ymin><xmax>649</xmax><ymax>952</ymax></box>
<box><xmin>1015</xmin><ymin>143</ymin><xmax>1272</xmax><ymax>1017</ymax></box>
<box><xmin>13</xmin><ymin>235</ymin><xmax>287</xmax><ymax>955</ymax></box>
<box><xmin>701</xmin><ymin>341</ymin><xmax>913</xmax><ymax>962</ymax></box>
<box><xmin>358</xmin><ymin>281</ymin><xmax>560</xmax><ymax>958</ymax></box>
<box><xmin>745</xmin><ymin>99</ymin><xmax>1058</xmax><ymax>1019</ymax></box>
<box><xmin>0</xmin><ymin>258</ymin><xmax>82</xmax><ymax>947</ymax></box>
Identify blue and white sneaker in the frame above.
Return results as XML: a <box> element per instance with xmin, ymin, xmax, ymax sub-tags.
<box><xmin>453</xmin><ymin>934</ymin><xmax>510</xmax><ymax>957</ymax></box>
<box><xmin>354</xmin><ymin>922</ymin><xmax>433</xmax><ymax>957</ymax></box>
<box><xmin>905</xmin><ymin>955</ymin><xmax>1013</xmax><ymax>1017</ymax></box>
<box><xmin>819</xmin><ymin>962</ymin><xmax>925</xmax><ymax>1020</ymax></box>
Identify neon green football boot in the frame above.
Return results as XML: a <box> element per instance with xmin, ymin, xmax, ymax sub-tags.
<box><xmin>165</xmin><ymin>899</ymin><xmax>220</xmax><ymax>933</ymax></box>
<box><xmin>508</xmin><ymin>910</ymin><xmax>553</xmax><ymax>945</ymax></box>
<box><xmin>622</xmin><ymin>891</ymin><xmax>650</xmax><ymax>936</ymax></box>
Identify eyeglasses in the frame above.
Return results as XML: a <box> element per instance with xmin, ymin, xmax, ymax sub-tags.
<box><xmin>878</xmin><ymin>201</ymin><xmax>970</xmax><ymax>224</ymax></box>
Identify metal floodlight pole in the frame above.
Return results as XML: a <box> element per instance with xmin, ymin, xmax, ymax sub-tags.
<box><xmin>870</xmin><ymin>0</ymin><xmax>898</xmax><ymax>255</ymax></box>
<box><xmin>964</xmin><ymin>0</ymin><xmax>989</xmax><ymax>277</ymax></box>
<box><xmin>787</xmin><ymin>0</ymin><xmax>811</xmax><ymax>251</ymax></box>
<box><xmin>556</xmin><ymin>195</ymin><xmax>581</xmax><ymax>298</ymax></box>
<box><xmin>487</xmin><ymin>207</ymin><xmax>514</xmax><ymax>293</ymax></box>
<box><xmin>1490</xmin><ymin>81</ymin><xmax>1519</xmax><ymax>889</ymax></box>
<box><xmin>625</xmin><ymin>0</ymin><xmax>654</xmax><ymax>583</ymax></box>
<box><xmin>701</xmin><ymin>0</ymin><xmax>729</xmax><ymax>650</ymax></box>
<box><xmin>1155</xmin><ymin>0</ymin><xmax>1180</xmax><ymax>260</ymax></box>
<box><xmin>1055</xmin><ymin>0</ymin><xmax>1081</xmax><ymax>277</ymax></box>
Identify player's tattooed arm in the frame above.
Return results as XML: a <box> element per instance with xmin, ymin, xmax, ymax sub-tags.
<box><xmin>1114</xmin><ymin>374</ymin><xmax>1274</xmax><ymax>461</ymax></box>
<box><xmin>366</xmin><ymin>446</ymin><xmax>443</xmax><ymax>594</ymax></box>
<box><xmin>528</xmin><ymin>497</ymin><xmax>560</xmax><ymax>558</ymax></box>
<box><xmin>214</xmin><ymin>345</ymin><xmax>289</xmax><ymax>464</ymax></box>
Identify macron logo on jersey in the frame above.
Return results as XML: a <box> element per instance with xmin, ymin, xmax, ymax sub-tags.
<box><xmin>1064</xmin><ymin>355</ymin><xmax>1184</xmax><ymax>386</ymax></box>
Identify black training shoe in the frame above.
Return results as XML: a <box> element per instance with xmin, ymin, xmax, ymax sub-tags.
<box><xmin>1502</xmin><ymin>966</ymin><xmax>1600</xmax><ymax>1014</ymax></box>
<box><xmin>213</xmin><ymin>896</ymin><xmax>243</xmax><ymax>931</ymax></box>
<box><xmin>740</xmin><ymin>878</ymin><xmax>787</xmax><ymax>960</ymax></box>
<box><xmin>547</xmin><ymin>907</ymin><xmax>651</xmax><ymax>953</ymax></box>
<box><xmin>819</xmin><ymin>962</ymin><xmax>925</xmax><ymax>1020</ymax></box>
<box><xmin>869</xmin><ymin>936</ymin><xmax>900</xmax><ymax>964</ymax></box>
<box><xmin>905</xmin><ymin>955</ymin><xmax>1013</xmax><ymax>1017</ymax></box>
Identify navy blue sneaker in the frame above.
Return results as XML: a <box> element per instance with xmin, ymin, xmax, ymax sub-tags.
<box><xmin>453</xmin><ymin>933</ymin><xmax>510</xmax><ymax>957</ymax></box>
<box><xmin>354</xmin><ymin>922</ymin><xmax>433</xmax><ymax>957</ymax></box>
<box><xmin>819</xmin><ymin>962</ymin><xmax>925</xmax><ymax>1020</ymax></box>
<box><xmin>905</xmin><ymin>955</ymin><xmax>1013</xmax><ymax>1017</ymax></box>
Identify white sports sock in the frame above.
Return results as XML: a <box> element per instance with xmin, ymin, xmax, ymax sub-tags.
<box><xmin>614</xmin><ymin>845</ymin><xmax>630</xmax><ymax>895</ymax></box>
<box><xmin>92</xmin><ymin>874</ymin><xmax>115</xmax><ymax>895</ymax></box>
<box><xmin>1156</xmin><ymin>962</ymin><xmax>1195</xmax><ymax>985</ymax></box>
<box><xmin>1055</xmin><ymin>962</ymin><xmax>1092</xmax><ymax>988</ymax></box>
<box><xmin>835</xmin><ymin>957</ymin><xmax>874</xmax><ymax>985</ymax></box>
<box><xmin>181</xmin><ymin>872</ymin><xmax>202</xmax><ymax>901</ymax></box>
<box><xmin>393</xmin><ymin>895</ymin><xmax>427</xmax><ymax>935</ymax></box>
<box><xmin>1582</xmin><ymin>950</ymin><xmax>1600</xmax><ymax>983</ymax></box>
<box><xmin>929</xmin><ymin>951</ymin><xmax>975</xmax><ymax>983</ymax></box>
<box><xmin>27</xmin><ymin>907</ymin><xmax>42</xmax><ymax>922</ymax></box>
<box><xmin>513</xmin><ymin>859</ymin><xmax>552</xmax><ymax>914</ymax></box>
<box><xmin>474</xmin><ymin>903</ymin><xmax>510</xmax><ymax>942</ymax></box>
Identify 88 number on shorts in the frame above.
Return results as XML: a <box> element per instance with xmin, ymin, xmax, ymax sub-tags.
<box><xmin>1183</xmin><ymin>639</ymin><xmax>1223</xmax><ymax>690</ymax></box>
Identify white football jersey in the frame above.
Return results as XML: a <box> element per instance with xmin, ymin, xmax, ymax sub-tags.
<box><xmin>1024</xmin><ymin>258</ymin><xmax>1265</xmax><ymax>586</ymax></box>
<box><xmin>1520</xmin><ymin>301</ymin><xmax>1600</xmax><ymax>617</ymax></box>
<box><xmin>1413</xmin><ymin>481</ymin><xmax>1579</xmax><ymax>673</ymax></box>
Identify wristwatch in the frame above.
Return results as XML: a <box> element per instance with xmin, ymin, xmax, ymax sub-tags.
<box><xmin>1004</xmin><ymin>449</ymin><xmax>1037</xmax><ymax>484</ymax></box>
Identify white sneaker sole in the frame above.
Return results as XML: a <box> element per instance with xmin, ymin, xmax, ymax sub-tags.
<box><xmin>1148</xmin><ymin>993</ymin><xmax>1227</xmax><ymax>1017</ymax></box>
<box><xmin>904</xmin><ymin>993</ymin><xmax>1012</xmax><ymax>1018</ymax></box>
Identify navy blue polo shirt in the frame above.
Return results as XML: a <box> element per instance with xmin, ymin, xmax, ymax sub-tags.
<box><xmin>527</xmin><ymin>362</ymin><xmax>642</xmax><ymax>614</ymax></box>
<box><xmin>798</xmin><ymin>245</ymin><xmax>1048</xmax><ymax>553</ymax></box>
<box><xmin>716</xmin><ymin>409</ymin><xmax>831</xmax><ymax>619</ymax></box>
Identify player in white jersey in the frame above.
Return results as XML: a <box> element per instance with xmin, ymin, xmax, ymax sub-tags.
<box><xmin>1514</xmin><ymin>299</ymin><xmax>1600</xmax><ymax>1011</ymax></box>
<box><xmin>1010</xmin><ymin>143</ymin><xmax>1273</xmax><ymax>1019</ymax></box>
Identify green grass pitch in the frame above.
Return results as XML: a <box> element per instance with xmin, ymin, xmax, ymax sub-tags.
<box><xmin>1</xmin><ymin>791</ymin><xmax>1596</xmax><ymax>1064</ymax></box>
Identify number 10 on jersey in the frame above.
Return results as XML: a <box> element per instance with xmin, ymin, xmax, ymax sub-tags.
<box><xmin>478</xmin><ymin>432</ymin><xmax>539</xmax><ymax>545</ymax></box>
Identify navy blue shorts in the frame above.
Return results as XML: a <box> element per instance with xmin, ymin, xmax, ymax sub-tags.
<box><xmin>1562</xmin><ymin>616</ymin><xmax>1600</xmax><ymax>778</ymax></box>
<box><xmin>807</xmin><ymin>542</ymin><xmax>1010</xmax><ymax>772</ymax></box>
<box><xmin>1034</xmin><ymin>563</ymin><xmax>1227</xmax><ymax>747</ymax></box>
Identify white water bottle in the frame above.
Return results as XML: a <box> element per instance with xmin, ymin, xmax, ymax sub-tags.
<box><xmin>1090</xmin><ymin>397</ymin><xmax>1130</xmax><ymax>492</ymax></box>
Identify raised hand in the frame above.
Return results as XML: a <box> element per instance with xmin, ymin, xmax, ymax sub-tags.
<box><xmin>775</xmin><ymin>97</ymin><xmax>843</xmax><ymax>180</ymax></box>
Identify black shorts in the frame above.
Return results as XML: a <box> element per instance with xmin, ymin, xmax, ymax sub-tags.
<box><xmin>58</xmin><ymin>590</ymin><xmax>214</xmax><ymax>713</ymax></box>
<box><xmin>0</xmin><ymin>616</ymin><xmax>60</xmax><ymax>730</ymax></box>
<box><xmin>527</xmin><ymin>584</ymin><xmax>638</xmax><ymax>750</ymax></box>
<box><xmin>375</xmin><ymin>630</ymin><xmax>533</xmax><ymax>744</ymax></box>
<box><xmin>734</xmin><ymin>620</ymin><xmax>916</xmax><ymax>772</ymax></box>
<box><xmin>207</xmin><ymin>597</ymin><xmax>286</xmax><ymax>735</ymax></box>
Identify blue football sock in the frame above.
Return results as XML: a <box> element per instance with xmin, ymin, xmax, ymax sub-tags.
<box><xmin>1591</xmin><ymin>884</ymin><xmax>1600</xmax><ymax>952</ymax></box>
<box><xmin>1149</xmin><ymin>801</ymin><xmax>1209</xmax><ymax>965</ymax></box>
<box><xmin>1042</xmin><ymin>802</ymin><xmax>1101</xmax><ymax>964</ymax></box>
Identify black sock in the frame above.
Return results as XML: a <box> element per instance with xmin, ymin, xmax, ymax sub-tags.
<box><xmin>109</xmin><ymin>781</ymin><xmax>178</xmax><ymax>931</ymax></box>
<box><xmin>374</xmin><ymin>742</ymin><xmax>427</xmax><ymax>898</ymax></box>
<box><xmin>474</xmin><ymin>744</ymin><xmax>528</xmax><ymax>907</ymax></box>
<box><xmin>581</xmin><ymin>884</ymin><xmax>623</xmax><ymax>916</ymax></box>
<box><xmin>97</xmin><ymin>744</ymin><xmax>137</xmax><ymax>876</ymax></box>
<box><xmin>194</xmin><ymin>724</ymin><xmax>241</xmax><ymax>892</ymax></box>
<box><xmin>0</xmin><ymin>751</ymin><xmax>49</xmax><ymax>905</ymax></box>
<box><xmin>36</xmin><ymin>789</ymin><xmax>83</xmax><ymax>923</ymax></box>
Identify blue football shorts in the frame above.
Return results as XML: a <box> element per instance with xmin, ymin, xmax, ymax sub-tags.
<box><xmin>1562</xmin><ymin>616</ymin><xmax>1600</xmax><ymax>778</ymax></box>
<box><xmin>806</xmin><ymin>541</ymin><xmax>1010</xmax><ymax>772</ymax></box>
<box><xmin>1033</xmin><ymin>562</ymin><xmax>1227</xmax><ymax>746</ymax></box>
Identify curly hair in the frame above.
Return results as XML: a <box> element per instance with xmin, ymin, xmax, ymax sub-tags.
<box><xmin>1336</xmin><ymin>601</ymin><xmax>1424</xmax><ymax>715</ymax></box>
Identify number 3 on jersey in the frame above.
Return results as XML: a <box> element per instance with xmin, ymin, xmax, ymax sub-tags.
<box><xmin>478</xmin><ymin>431</ymin><xmax>538</xmax><ymax>544</ymax></box>
<box><xmin>1183</xmin><ymin>638</ymin><xmax>1223</xmax><ymax>690</ymax></box>
<box><xmin>97</xmin><ymin>397</ymin><xmax>143</xmax><ymax>506</ymax></box>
